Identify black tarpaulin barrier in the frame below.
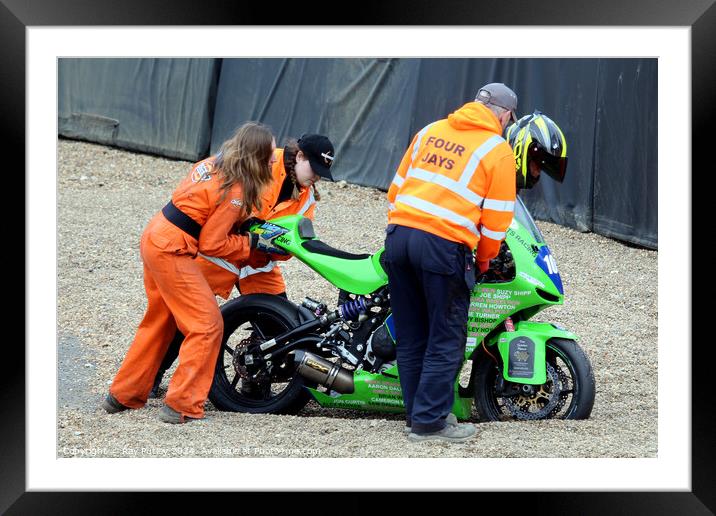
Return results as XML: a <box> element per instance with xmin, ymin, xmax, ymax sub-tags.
<box><xmin>592</xmin><ymin>59</ymin><xmax>658</xmax><ymax>248</ymax></box>
<box><xmin>212</xmin><ymin>58</ymin><xmax>656</xmax><ymax>248</ymax></box>
<box><xmin>58</xmin><ymin>58</ymin><xmax>220</xmax><ymax>161</ymax></box>
<box><xmin>211</xmin><ymin>58</ymin><xmax>420</xmax><ymax>189</ymax></box>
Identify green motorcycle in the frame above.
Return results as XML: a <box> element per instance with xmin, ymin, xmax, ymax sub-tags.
<box><xmin>209</xmin><ymin>196</ymin><xmax>595</xmax><ymax>421</ymax></box>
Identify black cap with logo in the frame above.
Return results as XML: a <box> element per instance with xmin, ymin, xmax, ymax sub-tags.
<box><xmin>297</xmin><ymin>134</ymin><xmax>335</xmax><ymax>181</ymax></box>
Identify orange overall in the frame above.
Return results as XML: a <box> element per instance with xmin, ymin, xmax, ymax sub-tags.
<box><xmin>110</xmin><ymin>157</ymin><xmax>254</xmax><ymax>419</ymax></box>
<box><xmin>196</xmin><ymin>148</ymin><xmax>317</xmax><ymax>298</ymax></box>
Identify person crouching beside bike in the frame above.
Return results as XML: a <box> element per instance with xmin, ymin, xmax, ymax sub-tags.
<box><xmin>148</xmin><ymin>134</ymin><xmax>336</xmax><ymax>400</ymax></box>
<box><xmin>101</xmin><ymin>122</ymin><xmax>280</xmax><ymax>424</ymax></box>
<box><xmin>384</xmin><ymin>83</ymin><xmax>519</xmax><ymax>442</ymax></box>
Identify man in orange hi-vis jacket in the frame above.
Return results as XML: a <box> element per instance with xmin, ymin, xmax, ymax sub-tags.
<box><xmin>384</xmin><ymin>83</ymin><xmax>518</xmax><ymax>443</ymax></box>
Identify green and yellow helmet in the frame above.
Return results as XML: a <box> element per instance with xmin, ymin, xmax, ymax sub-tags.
<box><xmin>506</xmin><ymin>111</ymin><xmax>568</xmax><ymax>189</ymax></box>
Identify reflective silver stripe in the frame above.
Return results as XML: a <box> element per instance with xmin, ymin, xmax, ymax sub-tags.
<box><xmin>391</xmin><ymin>174</ymin><xmax>405</xmax><ymax>188</ymax></box>
<box><xmin>482</xmin><ymin>199</ymin><xmax>515</xmax><ymax>212</ymax></box>
<box><xmin>198</xmin><ymin>253</ymin><xmax>243</xmax><ymax>276</ymax></box>
<box><xmin>198</xmin><ymin>253</ymin><xmax>277</xmax><ymax>278</ymax></box>
<box><xmin>459</xmin><ymin>135</ymin><xmax>505</xmax><ymax>186</ymax></box>
<box><xmin>391</xmin><ymin>122</ymin><xmax>437</xmax><ymax>191</ymax></box>
<box><xmin>406</xmin><ymin>167</ymin><xmax>485</xmax><ymax>207</ymax></box>
<box><xmin>239</xmin><ymin>261</ymin><xmax>276</xmax><ymax>280</ymax></box>
<box><xmin>395</xmin><ymin>195</ymin><xmax>479</xmax><ymax>236</ymax></box>
<box><xmin>480</xmin><ymin>226</ymin><xmax>506</xmax><ymax>240</ymax></box>
<box><xmin>297</xmin><ymin>190</ymin><xmax>315</xmax><ymax>215</ymax></box>
<box><xmin>411</xmin><ymin>123</ymin><xmax>436</xmax><ymax>162</ymax></box>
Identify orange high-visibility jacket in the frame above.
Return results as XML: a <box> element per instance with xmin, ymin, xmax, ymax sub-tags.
<box><xmin>109</xmin><ymin>158</ymin><xmax>254</xmax><ymax>419</ymax></box>
<box><xmin>387</xmin><ymin>101</ymin><xmax>516</xmax><ymax>264</ymax></box>
<box><xmin>167</xmin><ymin>156</ymin><xmax>254</xmax><ymax>261</ymax></box>
<box><xmin>197</xmin><ymin>148</ymin><xmax>317</xmax><ymax>298</ymax></box>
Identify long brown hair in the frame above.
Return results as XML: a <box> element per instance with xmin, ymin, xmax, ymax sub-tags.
<box><xmin>215</xmin><ymin>122</ymin><xmax>275</xmax><ymax>216</ymax></box>
<box><xmin>283</xmin><ymin>138</ymin><xmax>321</xmax><ymax>202</ymax></box>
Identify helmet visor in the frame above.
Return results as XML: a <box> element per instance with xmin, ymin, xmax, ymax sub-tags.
<box><xmin>530</xmin><ymin>144</ymin><xmax>567</xmax><ymax>183</ymax></box>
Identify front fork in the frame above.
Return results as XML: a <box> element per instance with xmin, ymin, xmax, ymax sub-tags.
<box><xmin>455</xmin><ymin>318</ymin><xmax>580</xmax><ymax>414</ymax></box>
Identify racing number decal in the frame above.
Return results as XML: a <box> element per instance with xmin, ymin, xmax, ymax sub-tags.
<box><xmin>544</xmin><ymin>254</ymin><xmax>559</xmax><ymax>275</ymax></box>
<box><xmin>535</xmin><ymin>246</ymin><xmax>564</xmax><ymax>295</ymax></box>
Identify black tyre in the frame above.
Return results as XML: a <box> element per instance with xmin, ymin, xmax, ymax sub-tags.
<box><xmin>209</xmin><ymin>294</ymin><xmax>314</xmax><ymax>414</ymax></box>
<box><xmin>473</xmin><ymin>338</ymin><xmax>595</xmax><ymax>422</ymax></box>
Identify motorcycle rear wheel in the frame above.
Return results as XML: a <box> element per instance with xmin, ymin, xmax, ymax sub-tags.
<box><xmin>209</xmin><ymin>294</ymin><xmax>312</xmax><ymax>414</ymax></box>
<box><xmin>473</xmin><ymin>338</ymin><xmax>595</xmax><ymax>422</ymax></box>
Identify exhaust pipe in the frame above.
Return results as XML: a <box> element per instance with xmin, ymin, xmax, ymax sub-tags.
<box><xmin>293</xmin><ymin>350</ymin><xmax>354</xmax><ymax>394</ymax></box>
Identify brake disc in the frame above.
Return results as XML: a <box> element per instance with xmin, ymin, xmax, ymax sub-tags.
<box><xmin>502</xmin><ymin>363</ymin><xmax>563</xmax><ymax>420</ymax></box>
<box><xmin>232</xmin><ymin>333</ymin><xmax>264</xmax><ymax>381</ymax></box>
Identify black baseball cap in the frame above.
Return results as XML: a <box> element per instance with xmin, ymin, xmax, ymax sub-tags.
<box><xmin>297</xmin><ymin>134</ymin><xmax>335</xmax><ymax>181</ymax></box>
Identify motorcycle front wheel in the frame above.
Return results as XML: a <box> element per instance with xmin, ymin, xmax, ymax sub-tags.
<box><xmin>473</xmin><ymin>338</ymin><xmax>596</xmax><ymax>422</ymax></box>
<box><xmin>209</xmin><ymin>294</ymin><xmax>313</xmax><ymax>414</ymax></box>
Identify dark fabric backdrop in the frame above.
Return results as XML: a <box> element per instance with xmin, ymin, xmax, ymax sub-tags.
<box><xmin>58</xmin><ymin>58</ymin><xmax>220</xmax><ymax>161</ymax></box>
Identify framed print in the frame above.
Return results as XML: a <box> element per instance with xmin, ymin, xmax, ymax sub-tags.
<box><xmin>8</xmin><ymin>0</ymin><xmax>713</xmax><ymax>513</ymax></box>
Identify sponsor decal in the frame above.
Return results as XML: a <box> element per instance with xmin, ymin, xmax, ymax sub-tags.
<box><xmin>370</xmin><ymin>397</ymin><xmax>404</xmax><ymax>406</ymax></box>
<box><xmin>191</xmin><ymin>162</ymin><xmax>212</xmax><ymax>183</ymax></box>
<box><xmin>321</xmin><ymin>151</ymin><xmax>334</xmax><ymax>165</ymax></box>
<box><xmin>275</xmin><ymin>235</ymin><xmax>292</xmax><ymax>247</ymax></box>
<box><xmin>506</xmin><ymin>228</ymin><xmax>538</xmax><ymax>257</ymax></box>
<box><xmin>255</xmin><ymin>222</ymin><xmax>285</xmax><ymax>238</ymax></box>
<box><xmin>467</xmin><ymin>287</ymin><xmax>531</xmax><ymax>337</ymax></box>
<box><xmin>518</xmin><ymin>271</ymin><xmax>545</xmax><ymax>289</ymax></box>
<box><xmin>306</xmin><ymin>359</ymin><xmax>329</xmax><ymax>374</ymax></box>
<box><xmin>328</xmin><ymin>399</ymin><xmax>366</xmax><ymax>406</ymax></box>
<box><xmin>513</xmin><ymin>350</ymin><xmax>530</xmax><ymax>362</ymax></box>
<box><xmin>508</xmin><ymin>336</ymin><xmax>535</xmax><ymax>378</ymax></box>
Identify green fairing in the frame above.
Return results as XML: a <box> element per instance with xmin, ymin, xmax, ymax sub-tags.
<box><xmin>464</xmin><ymin>217</ymin><xmax>564</xmax><ymax>359</ymax></box>
<box><xmin>253</xmin><ymin>204</ymin><xmax>577</xmax><ymax>419</ymax></box>
<box><xmin>305</xmin><ymin>365</ymin><xmax>473</xmax><ymax>420</ymax></box>
<box><xmin>261</xmin><ymin>215</ymin><xmax>387</xmax><ymax>295</ymax></box>
<box><xmin>488</xmin><ymin>322</ymin><xmax>577</xmax><ymax>384</ymax></box>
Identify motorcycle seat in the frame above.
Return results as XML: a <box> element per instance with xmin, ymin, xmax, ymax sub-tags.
<box><xmin>298</xmin><ymin>218</ymin><xmax>370</xmax><ymax>260</ymax></box>
<box><xmin>301</xmin><ymin>239</ymin><xmax>371</xmax><ymax>261</ymax></box>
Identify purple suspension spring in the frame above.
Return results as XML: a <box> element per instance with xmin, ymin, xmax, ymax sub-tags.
<box><xmin>340</xmin><ymin>297</ymin><xmax>368</xmax><ymax>321</ymax></box>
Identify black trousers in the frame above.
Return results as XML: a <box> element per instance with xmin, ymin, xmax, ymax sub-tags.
<box><xmin>383</xmin><ymin>225</ymin><xmax>474</xmax><ymax>434</ymax></box>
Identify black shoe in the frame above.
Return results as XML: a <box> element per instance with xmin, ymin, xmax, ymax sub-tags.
<box><xmin>101</xmin><ymin>393</ymin><xmax>129</xmax><ymax>414</ymax></box>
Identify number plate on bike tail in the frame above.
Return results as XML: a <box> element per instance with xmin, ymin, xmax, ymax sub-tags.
<box><xmin>507</xmin><ymin>336</ymin><xmax>535</xmax><ymax>378</ymax></box>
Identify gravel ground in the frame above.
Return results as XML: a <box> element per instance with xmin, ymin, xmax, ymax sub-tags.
<box><xmin>57</xmin><ymin>139</ymin><xmax>658</xmax><ymax>459</ymax></box>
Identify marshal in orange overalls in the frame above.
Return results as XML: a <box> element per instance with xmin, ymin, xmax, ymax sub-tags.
<box><xmin>196</xmin><ymin>148</ymin><xmax>317</xmax><ymax>299</ymax></box>
<box><xmin>109</xmin><ymin>157</ymin><xmax>255</xmax><ymax>419</ymax></box>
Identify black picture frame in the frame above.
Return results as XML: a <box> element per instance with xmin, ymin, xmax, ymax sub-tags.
<box><xmin>8</xmin><ymin>0</ymin><xmax>711</xmax><ymax>513</ymax></box>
